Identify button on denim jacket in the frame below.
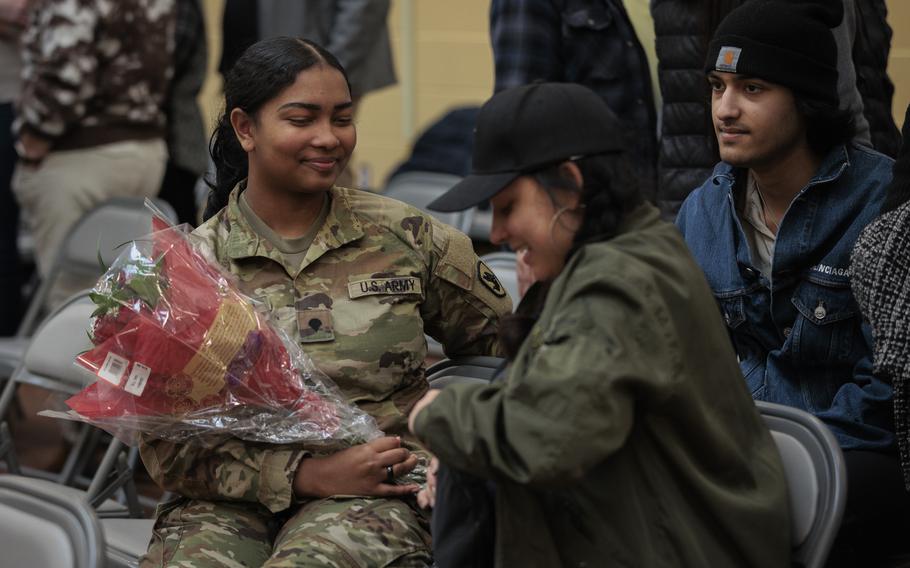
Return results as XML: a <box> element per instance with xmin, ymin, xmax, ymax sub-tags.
<box><xmin>677</xmin><ymin>144</ymin><xmax>895</xmax><ymax>451</ymax></box>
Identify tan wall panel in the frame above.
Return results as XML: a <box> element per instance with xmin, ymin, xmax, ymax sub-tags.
<box><xmin>415</xmin><ymin>41</ymin><xmax>493</xmax><ymax>88</ymax></box>
<box><xmin>355</xmin><ymin>1</ymin><xmax>494</xmax><ymax>189</ymax></box>
<box><xmin>888</xmin><ymin>0</ymin><xmax>910</xmax><ymax>128</ymax></box>
<box><xmin>414</xmin><ymin>0</ymin><xmax>492</xmax><ymax>32</ymax></box>
<box><xmin>199</xmin><ymin>0</ymin><xmax>224</xmax><ymax>135</ymax></box>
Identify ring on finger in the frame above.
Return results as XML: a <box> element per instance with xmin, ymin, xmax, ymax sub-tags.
<box><xmin>386</xmin><ymin>464</ymin><xmax>395</xmax><ymax>483</ymax></box>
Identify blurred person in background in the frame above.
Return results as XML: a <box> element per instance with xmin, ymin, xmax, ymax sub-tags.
<box><xmin>385</xmin><ymin>107</ymin><xmax>480</xmax><ymax>184</ymax></box>
<box><xmin>157</xmin><ymin>0</ymin><xmax>208</xmax><ymax>227</ymax></box>
<box><xmin>490</xmin><ymin>0</ymin><xmax>658</xmax><ymax>202</ymax></box>
<box><xmin>676</xmin><ymin>3</ymin><xmax>908</xmax><ymax>564</ymax></box>
<box><xmin>219</xmin><ymin>0</ymin><xmax>396</xmax><ymax>189</ymax></box>
<box><xmin>12</xmin><ymin>0</ymin><xmax>175</xmax><ymax>294</ymax></box>
<box><xmin>0</xmin><ymin>0</ymin><xmax>28</xmax><ymax>335</ymax></box>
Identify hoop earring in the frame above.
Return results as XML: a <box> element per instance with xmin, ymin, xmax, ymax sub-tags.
<box><xmin>548</xmin><ymin>206</ymin><xmax>571</xmax><ymax>244</ymax></box>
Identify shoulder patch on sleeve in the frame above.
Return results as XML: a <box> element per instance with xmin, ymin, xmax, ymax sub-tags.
<box><xmin>433</xmin><ymin>225</ymin><xmax>475</xmax><ymax>290</ymax></box>
<box><xmin>477</xmin><ymin>260</ymin><xmax>507</xmax><ymax>297</ymax></box>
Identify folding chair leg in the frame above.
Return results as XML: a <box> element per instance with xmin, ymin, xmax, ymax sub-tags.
<box><xmin>86</xmin><ymin>438</ymin><xmax>142</xmax><ymax>518</ymax></box>
<box><xmin>0</xmin><ymin>422</ymin><xmax>20</xmax><ymax>475</ymax></box>
<box><xmin>58</xmin><ymin>423</ymin><xmax>96</xmax><ymax>486</ymax></box>
<box><xmin>89</xmin><ymin>453</ymin><xmax>142</xmax><ymax>518</ymax></box>
<box><xmin>0</xmin><ymin>378</ymin><xmax>17</xmax><ymax>420</ymax></box>
<box><xmin>116</xmin><ymin>452</ymin><xmax>142</xmax><ymax>517</ymax></box>
<box><xmin>86</xmin><ymin>438</ymin><xmax>123</xmax><ymax>499</ymax></box>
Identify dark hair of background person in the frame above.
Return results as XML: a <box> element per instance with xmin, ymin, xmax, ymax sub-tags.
<box><xmin>497</xmin><ymin>153</ymin><xmax>644</xmax><ymax>360</ymax></box>
<box><xmin>203</xmin><ymin>37</ymin><xmax>351</xmax><ymax>221</ymax></box>
<box><xmin>794</xmin><ymin>95</ymin><xmax>856</xmax><ymax>157</ymax></box>
<box><xmin>882</xmin><ymin>104</ymin><xmax>910</xmax><ymax>214</ymax></box>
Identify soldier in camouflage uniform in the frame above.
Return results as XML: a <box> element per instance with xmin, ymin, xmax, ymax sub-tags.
<box><xmin>139</xmin><ymin>37</ymin><xmax>511</xmax><ymax>567</ymax></box>
<box><xmin>12</xmin><ymin>0</ymin><xmax>175</xmax><ymax>280</ymax></box>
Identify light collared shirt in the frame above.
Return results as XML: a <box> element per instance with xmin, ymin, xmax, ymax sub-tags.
<box><xmin>738</xmin><ymin>172</ymin><xmax>776</xmax><ymax>279</ymax></box>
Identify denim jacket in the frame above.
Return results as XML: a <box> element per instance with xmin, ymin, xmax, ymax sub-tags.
<box><xmin>676</xmin><ymin>144</ymin><xmax>895</xmax><ymax>451</ymax></box>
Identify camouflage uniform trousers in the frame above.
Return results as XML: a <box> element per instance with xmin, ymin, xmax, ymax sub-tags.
<box><xmin>140</xmin><ymin>495</ymin><xmax>432</xmax><ymax>567</ymax></box>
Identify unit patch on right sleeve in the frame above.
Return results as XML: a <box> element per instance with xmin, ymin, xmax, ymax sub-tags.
<box><xmin>477</xmin><ymin>260</ymin><xmax>507</xmax><ymax>298</ymax></box>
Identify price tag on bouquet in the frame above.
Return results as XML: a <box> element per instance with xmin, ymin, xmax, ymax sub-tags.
<box><xmin>98</xmin><ymin>352</ymin><xmax>129</xmax><ymax>386</ymax></box>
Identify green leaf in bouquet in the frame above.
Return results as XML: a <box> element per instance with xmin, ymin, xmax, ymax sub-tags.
<box><xmin>89</xmin><ymin>291</ymin><xmax>120</xmax><ymax>317</ymax></box>
<box><xmin>127</xmin><ymin>274</ymin><xmax>162</xmax><ymax>308</ymax></box>
<box><xmin>96</xmin><ymin>236</ymin><xmax>109</xmax><ymax>272</ymax></box>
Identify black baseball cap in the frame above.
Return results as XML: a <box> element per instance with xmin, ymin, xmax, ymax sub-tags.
<box><xmin>427</xmin><ymin>82</ymin><xmax>625</xmax><ymax>212</ymax></box>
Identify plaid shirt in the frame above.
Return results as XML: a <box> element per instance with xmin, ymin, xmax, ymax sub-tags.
<box><xmin>490</xmin><ymin>0</ymin><xmax>657</xmax><ymax>193</ymax></box>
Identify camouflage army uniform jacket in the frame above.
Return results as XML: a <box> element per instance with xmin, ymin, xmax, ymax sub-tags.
<box><xmin>140</xmin><ymin>185</ymin><xmax>511</xmax><ymax>512</ymax></box>
<box><xmin>14</xmin><ymin>0</ymin><xmax>175</xmax><ymax>150</ymax></box>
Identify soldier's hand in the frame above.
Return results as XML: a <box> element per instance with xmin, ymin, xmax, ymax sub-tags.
<box><xmin>293</xmin><ymin>436</ymin><xmax>421</xmax><ymax>498</ymax></box>
<box><xmin>416</xmin><ymin>457</ymin><xmax>439</xmax><ymax>509</ymax></box>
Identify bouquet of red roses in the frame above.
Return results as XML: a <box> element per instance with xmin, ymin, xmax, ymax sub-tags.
<box><xmin>56</xmin><ymin>208</ymin><xmax>381</xmax><ymax>448</ymax></box>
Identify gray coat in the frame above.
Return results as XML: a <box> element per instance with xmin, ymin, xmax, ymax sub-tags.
<box><xmin>257</xmin><ymin>0</ymin><xmax>396</xmax><ymax>98</ymax></box>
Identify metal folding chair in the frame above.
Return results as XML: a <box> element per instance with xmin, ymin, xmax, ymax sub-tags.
<box><xmin>756</xmin><ymin>400</ymin><xmax>847</xmax><ymax>568</ymax></box>
<box><xmin>0</xmin><ymin>474</ymin><xmax>105</xmax><ymax>568</ymax></box>
<box><xmin>426</xmin><ymin>356</ymin><xmax>506</xmax><ymax>389</ymax></box>
<box><xmin>0</xmin><ymin>291</ymin><xmax>141</xmax><ymax>518</ymax></box>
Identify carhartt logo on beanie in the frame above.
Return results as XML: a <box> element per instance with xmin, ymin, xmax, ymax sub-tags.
<box><xmin>716</xmin><ymin>46</ymin><xmax>742</xmax><ymax>73</ymax></box>
<box><xmin>705</xmin><ymin>0</ymin><xmax>842</xmax><ymax>106</ymax></box>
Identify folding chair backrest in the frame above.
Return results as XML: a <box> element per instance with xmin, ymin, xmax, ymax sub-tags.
<box><xmin>383</xmin><ymin>171</ymin><xmax>471</xmax><ymax>232</ymax></box>
<box><xmin>480</xmin><ymin>251</ymin><xmax>520</xmax><ymax>305</ymax></box>
<box><xmin>21</xmin><ymin>292</ymin><xmax>95</xmax><ymax>391</ymax></box>
<box><xmin>0</xmin><ymin>474</ymin><xmax>104</xmax><ymax>568</ymax></box>
<box><xmin>61</xmin><ymin>197</ymin><xmax>177</xmax><ymax>270</ymax></box>
<box><xmin>756</xmin><ymin>401</ymin><xmax>847</xmax><ymax>568</ymax></box>
<box><xmin>18</xmin><ymin>197</ymin><xmax>178</xmax><ymax>337</ymax></box>
<box><xmin>426</xmin><ymin>356</ymin><xmax>506</xmax><ymax>389</ymax></box>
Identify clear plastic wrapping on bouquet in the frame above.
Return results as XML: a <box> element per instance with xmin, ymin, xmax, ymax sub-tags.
<box><xmin>50</xmin><ymin>205</ymin><xmax>382</xmax><ymax>448</ymax></box>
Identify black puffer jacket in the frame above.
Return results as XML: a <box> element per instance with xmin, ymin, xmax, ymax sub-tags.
<box><xmin>652</xmin><ymin>0</ymin><xmax>900</xmax><ymax>216</ymax></box>
<box><xmin>651</xmin><ymin>0</ymin><xmax>718</xmax><ymax>216</ymax></box>
<box><xmin>854</xmin><ymin>0</ymin><xmax>901</xmax><ymax>158</ymax></box>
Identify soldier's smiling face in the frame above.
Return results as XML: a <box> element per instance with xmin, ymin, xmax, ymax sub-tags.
<box><xmin>232</xmin><ymin>64</ymin><xmax>356</xmax><ymax>195</ymax></box>
<box><xmin>489</xmin><ymin>167</ymin><xmax>582</xmax><ymax>283</ymax></box>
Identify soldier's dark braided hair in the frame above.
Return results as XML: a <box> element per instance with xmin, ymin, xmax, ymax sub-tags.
<box><xmin>497</xmin><ymin>152</ymin><xmax>644</xmax><ymax>360</ymax></box>
<box><xmin>203</xmin><ymin>37</ymin><xmax>351</xmax><ymax>221</ymax></box>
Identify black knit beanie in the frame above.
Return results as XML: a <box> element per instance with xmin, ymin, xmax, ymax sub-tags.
<box><xmin>705</xmin><ymin>0</ymin><xmax>842</xmax><ymax>107</ymax></box>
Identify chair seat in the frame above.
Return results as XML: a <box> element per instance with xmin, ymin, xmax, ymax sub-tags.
<box><xmin>101</xmin><ymin>518</ymin><xmax>154</xmax><ymax>568</ymax></box>
<box><xmin>22</xmin><ymin>301</ymin><xmax>94</xmax><ymax>387</ymax></box>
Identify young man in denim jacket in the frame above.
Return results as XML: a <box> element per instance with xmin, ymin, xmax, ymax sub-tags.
<box><xmin>676</xmin><ymin>2</ymin><xmax>908</xmax><ymax>564</ymax></box>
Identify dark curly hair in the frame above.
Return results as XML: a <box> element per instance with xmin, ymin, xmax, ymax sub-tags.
<box><xmin>202</xmin><ymin>37</ymin><xmax>351</xmax><ymax>221</ymax></box>
<box><xmin>794</xmin><ymin>95</ymin><xmax>855</xmax><ymax>157</ymax></box>
<box><xmin>532</xmin><ymin>153</ymin><xmax>644</xmax><ymax>250</ymax></box>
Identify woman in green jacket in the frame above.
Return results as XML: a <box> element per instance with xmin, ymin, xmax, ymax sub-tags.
<box><xmin>408</xmin><ymin>82</ymin><xmax>792</xmax><ymax>567</ymax></box>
